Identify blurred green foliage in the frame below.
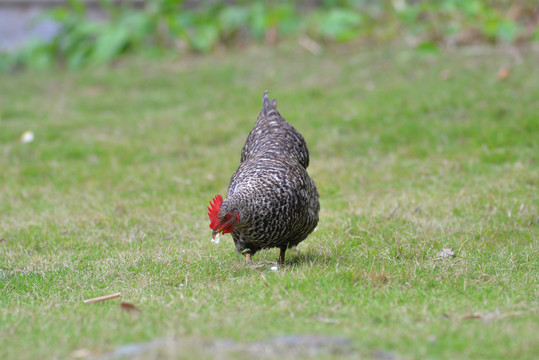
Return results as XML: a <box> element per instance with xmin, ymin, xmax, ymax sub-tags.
<box><xmin>1</xmin><ymin>0</ymin><xmax>537</xmax><ymax>70</ymax></box>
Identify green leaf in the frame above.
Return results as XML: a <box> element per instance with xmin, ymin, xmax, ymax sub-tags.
<box><xmin>319</xmin><ymin>8</ymin><xmax>362</xmax><ymax>41</ymax></box>
<box><xmin>218</xmin><ymin>6</ymin><xmax>249</xmax><ymax>31</ymax></box>
<box><xmin>189</xmin><ymin>24</ymin><xmax>219</xmax><ymax>52</ymax></box>
<box><xmin>416</xmin><ymin>41</ymin><xmax>441</xmax><ymax>56</ymax></box>
<box><xmin>67</xmin><ymin>47</ymin><xmax>89</xmax><ymax>69</ymax></box>
<box><xmin>495</xmin><ymin>20</ymin><xmax>519</xmax><ymax>43</ymax></box>
<box><xmin>92</xmin><ymin>26</ymin><xmax>131</xmax><ymax>63</ymax></box>
<box><xmin>66</xmin><ymin>0</ymin><xmax>87</xmax><ymax>17</ymax></box>
<box><xmin>249</xmin><ymin>2</ymin><xmax>268</xmax><ymax>40</ymax></box>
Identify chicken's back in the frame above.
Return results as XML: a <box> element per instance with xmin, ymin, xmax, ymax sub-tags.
<box><xmin>240</xmin><ymin>91</ymin><xmax>310</xmax><ymax>169</ymax></box>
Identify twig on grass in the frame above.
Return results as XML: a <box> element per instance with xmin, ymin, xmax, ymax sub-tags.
<box><xmin>387</xmin><ymin>204</ymin><xmax>399</xmax><ymax>219</ymax></box>
<box><xmin>84</xmin><ymin>292</ymin><xmax>121</xmax><ymax>304</ymax></box>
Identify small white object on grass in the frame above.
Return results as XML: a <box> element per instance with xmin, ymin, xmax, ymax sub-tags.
<box><xmin>270</xmin><ymin>266</ymin><xmax>279</xmax><ymax>271</ymax></box>
<box><xmin>211</xmin><ymin>232</ymin><xmax>220</xmax><ymax>244</ymax></box>
<box><xmin>21</xmin><ymin>131</ymin><xmax>34</xmax><ymax>143</ymax></box>
<box><xmin>436</xmin><ymin>248</ymin><xmax>456</xmax><ymax>259</ymax></box>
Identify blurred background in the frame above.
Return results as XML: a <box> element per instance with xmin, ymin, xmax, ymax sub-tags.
<box><xmin>0</xmin><ymin>0</ymin><xmax>537</xmax><ymax>70</ymax></box>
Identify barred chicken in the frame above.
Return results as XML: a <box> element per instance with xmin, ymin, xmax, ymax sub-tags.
<box><xmin>208</xmin><ymin>91</ymin><xmax>319</xmax><ymax>265</ymax></box>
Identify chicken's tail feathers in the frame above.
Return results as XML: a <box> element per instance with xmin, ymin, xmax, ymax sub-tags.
<box><xmin>262</xmin><ymin>90</ymin><xmax>277</xmax><ymax>116</ymax></box>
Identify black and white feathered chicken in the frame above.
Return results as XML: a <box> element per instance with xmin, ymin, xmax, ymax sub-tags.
<box><xmin>208</xmin><ymin>91</ymin><xmax>319</xmax><ymax>265</ymax></box>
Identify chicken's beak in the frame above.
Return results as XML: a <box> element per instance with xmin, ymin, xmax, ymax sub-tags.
<box><xmin>212</xmin><ymin>230</ymin><xmax>219</xmax><ymax>239</ymax></box>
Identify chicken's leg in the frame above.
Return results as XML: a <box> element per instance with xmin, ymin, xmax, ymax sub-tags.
<box><xmin>278</xmin><ymin>248</ymin><xmax>286</xmax><ymax>265</ymax></box>
<box><xmin>245</xmin><ymin>253</ymin><xmax>252</xmax><ymax>263</ymax></box>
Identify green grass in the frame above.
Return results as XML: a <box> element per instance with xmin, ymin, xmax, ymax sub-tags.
<box><xmin>0</xmin><ymin>43</ymin><xmax>538</xmax><ymax>359</ymax></box>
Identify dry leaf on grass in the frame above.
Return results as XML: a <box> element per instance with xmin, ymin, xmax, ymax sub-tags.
<box><xmin>463</xmin><ymin>313</ymin><xmax>482</xmax><ymax>320</ymax></box>
<box><xmin>298</xmin><ymin>35</ymin><xmax>322</xmax><ymax>55</ymax></box>
<box><xmin>260</xmin><ymin>274</ymin><xmax>270</xmax><ymax>287</ymax></box>
<box><xmin>120</xmin><ymin>302</ymin><xmax>142</xmax><ymax>314</ymax></box>
<box><xmin>497</xmin><ymin>67</ymin><xmax>510</xmax><ymax>80</ymax></box>
<box><xmin>71</xmin><ymin>348</ymin><xmax>99</xmax><ymax>358</ymax></box>
<box><xmin>463</xmin><ymin>310</ymin><xmax>531</xmax><ymax>322</ymax></box>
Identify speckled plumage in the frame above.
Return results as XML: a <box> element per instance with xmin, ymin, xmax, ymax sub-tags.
<box><xmin>240</xmin><ymin>92</ymin><xmax>310</xmax><ymax>169</ymax></box>
<box><xmin>218</xmin><ymin>91</ymin><xmax>320</xmax><ymax>261</ymax></box>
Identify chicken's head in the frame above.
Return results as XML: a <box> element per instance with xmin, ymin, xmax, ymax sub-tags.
<box><xmin>208</xmin><ymin>194</ymin><xmax>239</xmax><ymax>239</ymax></box>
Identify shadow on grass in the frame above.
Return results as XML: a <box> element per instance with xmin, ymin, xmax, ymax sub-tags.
<box><xmin>285</xmin><ymin>250</ymin><xmax>336</xmax><ymax>267</ymax></box>
<box><xmin>223</xmin><ymin>249</ymin><xmax>335</xmax><ymax>273</ymax></box>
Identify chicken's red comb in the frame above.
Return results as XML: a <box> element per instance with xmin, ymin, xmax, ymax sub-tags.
<box><xmin>208</xmin><ymin>194</ymin><xmax>223</xmax><ymax>229</ymax></box>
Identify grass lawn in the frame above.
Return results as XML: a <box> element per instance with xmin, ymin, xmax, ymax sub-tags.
<box><xmin>0</xmin><ymin>42</ymin><xmax>538</xmax><ymax>359</ymax></box>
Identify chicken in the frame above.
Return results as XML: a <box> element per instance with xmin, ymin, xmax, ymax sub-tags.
<box><xmin>208</xmin><ymin>91</ymin><xmax>319</xmax><ymax>265</ymax></box>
